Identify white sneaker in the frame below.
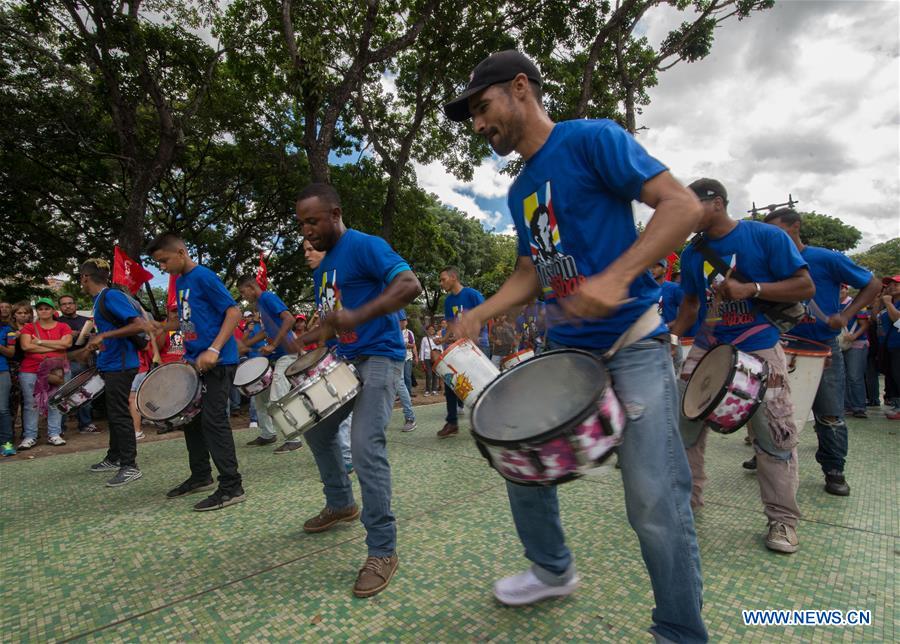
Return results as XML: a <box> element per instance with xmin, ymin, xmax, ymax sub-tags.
<box><xmin>249</xmin><ymin>421</ymin><xmax>259</xmax><ymax>429</ymax></box>
<box><xmin>18</xmin><ymin>437</ymin><xmax>36</xmax><ymax>450</ymax></box>
<box><xmin>135</xmin><ymin>431</ymin><xmax>145</xmax><ymax>440</ymax></box>
<box><xmin>493</xmin><ymin>568</ymin><xmax>579</xmax><ymax>606</ymax></box>
<box><xmin>47</xmin><ymin>435</ymin><xmax>66</xmax><ymax>446</ymax></box>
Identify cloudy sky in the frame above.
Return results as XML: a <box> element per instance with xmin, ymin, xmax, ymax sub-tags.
<box><xmin>415</xmin><ymin>0</ymin><xmax>900</xmax><ymax>251</ymax></box>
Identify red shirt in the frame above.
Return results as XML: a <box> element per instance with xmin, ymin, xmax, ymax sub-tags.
<box><xmin>19</xmin><ymin>321</ymin><xmax>73</xmax><ymax>373</ymax></box>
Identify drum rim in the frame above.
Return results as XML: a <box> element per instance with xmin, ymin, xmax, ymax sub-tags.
<box><xmin>471</xmin><ymin>348</ymin><xmax>606</xmax><ymax>448</ymax></box>
<box><xmin>136</xmin><ymin>362</ymin><xmax>201</xmax><ymax>421</ymax></box>
<box><xmin>500</xmin><ymin>348</ymin><xmax>534</xmax><ymax>367</ymax></box>
<box><xmin>234</xmin><ymin>356</ymin><xmax>272</xmax><ymax>386</ymax></box>
<box><xmin>682</xmin><ymin>344</ymin><xmax>737</xmax><ymax>421</ymax></box>
<box><xmin>780</xmin><ymin>334</ymin><xmax>832</xmax><ymax>357</ymax></box>
<box><xmin>49</xmin><ymin>368</ymin><xmax>100</xmax><ymax>403</ymax></box>
<box><xmin>430</xmin><ymin>337</ymin><xmax>473</xmax><ymax>370</ymax></box>
<box><xmin>286</xmin><ymin>346</ymin><xmax>331</xmax><ymax>376</ymax></box>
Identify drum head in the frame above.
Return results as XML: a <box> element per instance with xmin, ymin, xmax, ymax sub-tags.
<box><xmin>51</xmin><ymin>369</ymin><xmax>97</xmax><ymax>400</ymax></box>
<box><xmin>234</xmin><ymin>357</ymin><xmax>269</xmax><ymax>386</ymax></box>
<box><xmin>471</xmin><ymin>350</ymin><xmax>605</xmax><ymax>446</ymax></box>
<box><xmin>683</xmin><ymin>344</ymin><xmax>734</xmax><ymax>419</ymax></box>
<box><xmin>286</xmin><ymin>347</ymin><xmax>329</xmax><ymax>376</ymax></box>
<box><xmin>780</xmin><ymin>334</ymin><xmax>831</xmax><ymax>357</ymax></box>
<box><xmin>137</xmin><ymin>363</ymin><xmax>198</xmax><ymax>420</ymax></box>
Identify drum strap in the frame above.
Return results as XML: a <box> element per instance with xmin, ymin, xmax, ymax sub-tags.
<box><xmin>603</xmin><ymin>305</ymin><xmax>663</xmax><ymax>359</ymax></box>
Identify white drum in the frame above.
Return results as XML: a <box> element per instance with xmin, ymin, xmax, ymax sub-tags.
<box><xmin>500</xmin><ymin>348</ymin><xmax>534</xmax><ymax>371</ymax></box>
<box><xmin>268</xmin><ymin>359</ymin><xmax>361</xmax><ymax>440</ymax></box>
<box><xmin>49</xmin><ymin>368</ymin><xmax>105</xmax><ymax>413</ymax></box>
<box><xmin>233</xmin><ymin>356</ymin><xmax>273</xmax><ymax>397</ymax></box>
<box><xmin>781</xmin><ymin>335</ymin><xmax>830</xmax><ymax>429</ymax></box>
<box><xmin>433</xmin><ymin>338</ymin><xmax>500</xmax><ymax>408</ymax></box>
<box><xmin>137</xmin><ymin>363</ymin><xmax>202</xmax><ymax>429</ymax></box>
<box><xmin>678</xmin><ymin>337</ymin><xmax>694</xmax><ymax>365</ymax></box>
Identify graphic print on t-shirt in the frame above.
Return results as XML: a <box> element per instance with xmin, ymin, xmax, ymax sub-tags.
<box><xmin>178</xmin><ymin>288</ymin><xmax>198</xmax><ymax>342</ymax></box>
<box><xmin>701</xmin><ymin>254</ymin><xmax>755</xmax><ymax>327</ymax></box>
<box><xmin>523</xmin><ymin>181</ymin><xmax>584</xmax><ymax>299</ymax></box>
<box><xmin>318</xmin><ymin>269</ymin><xmax>358</xmax><ymax>344</ymax></box>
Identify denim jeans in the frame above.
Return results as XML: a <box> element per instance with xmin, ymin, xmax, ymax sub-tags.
<box><xmin>813</xmin><ymin>337</ymin><xmax>849</xmax><ymax>474</ymax></box>
<box><xmin>249</xmin><ymin>396</ymin><xmax>258</xmax><ymax>423</ymax></box>
<box><xmin>19</xmin><ymin>371</ymin><xmax>67</xmax><ymax>439</ymax></box>
<box><xmin>69</xmin><ymin>360</ymin><xmax>94</xmax><ymax>429</ymax></box>
<box><xmin>843</xmin><ymin>346</ymin><xmax>867</xmax><ymax>413</ymax></box>
<box><xmin>423</xmin><ymin>358</ymin><xmax>437</xmax><ymax>392</ymax></box>
<box><xmin>0</xmin><ymin>371</ymin><xmax>11</xmax><ymax>444</ymax></box>
<box><xmin>396</xmin><ymin>370</ymin><xmax>415</xmax><ymax>422</ymax></box>
<box><xmin>338</xmin><ymin>413</ymin><xmax>352</xmax><ymax>466</ymax></box>
<box><xmin>403</xmin><ymin>358</ymin><xmax>413</xmax><ymax>394</ymax></box>
<box><xmin>444</xmin><ymin>382</ymin><xmax>459</xmax><ymax>424</ymax></box>
<box><xmin>504</xmin><ymin>339</ymin><xmax>706</xmax><ymax>643</ymax></box>
<box><xmin>304</xmin><ymin>356</ymin><xmax>401</xmax><ymax>557</ymax></box>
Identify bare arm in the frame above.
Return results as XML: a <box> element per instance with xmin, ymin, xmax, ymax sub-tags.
<box><xmin>260</xmin><ymin>310</ymin><xmax>295</xmax><ymax>355</ymax></box>
<box><xmin>719</xmin><ymin>268</ymin><xmax>815</xmax><ymax>303</ymax></box>
<box><xmin>669</xmin><ymin>293</ymin><xmax>701</xmax><ymax>337</ymax></box>
<box><xmin>20</xmin><ymin>332</ymin><xmax>72</xmax><ymax>352</ymax></box>
<box><xmin>841</xmin><ymin>276</ymin><xmax>881</xmax><ymax>323</ymax></box>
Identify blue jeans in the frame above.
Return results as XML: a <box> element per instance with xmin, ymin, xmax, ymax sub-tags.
<box><xmin>0</xmin><ymin>371</ymin><xmax>12</xmax><ymax>444</ymax></box>
<box><xmin>19</xmin><ymin>371</ymin><xmax>67</xmax><ymax>439</ymax></box>
<box><xmin>338</xmin><ymin>413</ymin><xmax>352</xmax><ymax>466</ymax></box>
<box><xmin>444</xmin><ymin>382</ymin><xmax>459</xmax><ymax>423</ymax></box>
<box><xmin>403</xmin><ymin>359</ymin><xmax>413</xmax><ymax>394</ymax></box>
<box><xmin>304</xmin><ymin>356</ymin><xmax>401</xmax><ymax>557</ymax></box>
<box><xmin>69</xmin><ymin>360</ymin><xmax>94</xmax><ymax>429</ymax></box>
<box><xmin>397</xmin><ymin>369</ymin><xmax>415</xmax><ymax>422</ymax></box>
<box><xmin>843</xmin><ymin>346</ymin><xmax>867</xmax><ymax>413</ymax></box>
<box><xmin>505</xmin><ymin>339</ymin><xmax>706</xmax><ymax>643</ymax></box>
<box><xmin>249</xmin><ymin>396</ymin><xmax>258</xmax><ymax>423</ymax></box>
<box><xmin>813</xmin><ymin>337</ymin><xmax>849</xmax><ymax>474</ymax></box>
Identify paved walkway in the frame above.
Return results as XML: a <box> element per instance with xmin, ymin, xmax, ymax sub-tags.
<box><xmin>1</xmin><ymin>402</ymin><xmax>896</xmax><ymax>642</ymax></box>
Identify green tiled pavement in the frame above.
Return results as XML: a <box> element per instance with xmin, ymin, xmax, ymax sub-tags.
<box><xmin>1</xmin><ymin>402</ymin><xmax>896</xmax><ymax>642</ymax></box>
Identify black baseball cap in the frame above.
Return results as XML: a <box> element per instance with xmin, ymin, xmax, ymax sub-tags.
<box><xmin>688</xmin><ymin>178</ymin><xmax>728</xmax><ymax>203</ymax></box>
<box><xmin>443</xmin><ymin>50</ymin><xmax>542</xmax><ymax>122</ymax></box>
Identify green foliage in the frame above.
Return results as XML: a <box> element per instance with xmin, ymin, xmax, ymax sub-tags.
<box><xmin>851</xmin><ymin>238</ymin><xmax>900</xmax><ymax>279</ymax></box>
<box><xmin>799</xmin><ymin>211</ymin><xmax>862</xmax><ymax>252</ymax></box>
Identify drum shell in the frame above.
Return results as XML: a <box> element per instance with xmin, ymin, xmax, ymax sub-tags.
<box><xmin>268</xmin><ymin>361</ymin><xmax>361</xmax><ymax>440</ymax></box>
<box><xmin>285</xmin><ymin>349</ymin><xmax>339</xmax><ymax>389</ymax></box>
<box><xmin>233</xmin><ymin>357</ymin><xmax>274</xmax><ymax>398</ymax></box>
<box><xmin>433</xmin><ymin>338</ymin><xmax>499</xmax><ymax>407</ymax></box>
<box><xmin>781</xmin><ymin>335</ymin><xmax>830</xmax><ymax>429</ymax></box>
<box><xmin>136</xmin><ymin>363</ymin><xmax>202</xmax><ymax>429</ymax></box>
<box><xmin>500</xmin><ymin>349</ymin><xmax>534</xmax><ymax>371</ymax></box>
<box><xmin>50</xmin><ymin>369</ymin><xmax>105</xmax><ymax>414</ymax></box>
<box><xmin>678</xmin><ymin>337</ymin><xmax>694</xmax><ymax>365</ymax></box>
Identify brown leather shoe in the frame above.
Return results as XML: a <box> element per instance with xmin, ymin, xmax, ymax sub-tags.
<box><xmin>303</xmin><ymin>505</ymin><xmax>360</xmax><ymax>533</ymax></box>
<box><xmin>353</xmin><ymin>554</ymin><xmax>399</xmax><ymax>598</ymax></box>
<box><xmin>437</xmin><ymin>423</ymin><xmax>458</xmax><ymax>438</ymax></box>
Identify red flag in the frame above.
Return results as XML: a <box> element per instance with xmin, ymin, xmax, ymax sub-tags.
<box><xmin>112</xmin><ymin>246</ymin><xmax>154</xmax><ymax>294</ymax></box>
<box><xmin>166</xmin><ymin>273</ymin><xmax>178</xmax><ymax>312</ymax></box>
<box><xmin>256</xmin><ymin>251</ymin><xmax>268</xmax><ymax>291</ymax></box>
<box><xmin>665</xmin><ymin>252</ymin><xmax>679</xmax><ymax>282</ymax></box>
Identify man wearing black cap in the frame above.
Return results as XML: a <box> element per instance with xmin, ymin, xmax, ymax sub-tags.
<box><xmin>446</xmin><ymin>50</ymin><xmax>707</xmax><ymax>642</ymax></box>
<box><xmin>670</xmin><ymin>178</ymin><xmax>814</xmax><ymax>555</ymax></box>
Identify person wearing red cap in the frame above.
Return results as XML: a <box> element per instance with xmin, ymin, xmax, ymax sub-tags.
<box><xmin>445</xmin><ymin>50</ymin><xmax>706</xmax><ymax>642</ymax></box>
<box><xmin>765</xmin><ymin>209</ymin><xmax>881</xmax><ymax>494</ymax></box>
<box><xmin>879</xmin><ymin>275</ymin><xmax>900</xmax><ymax>418</ymax></box>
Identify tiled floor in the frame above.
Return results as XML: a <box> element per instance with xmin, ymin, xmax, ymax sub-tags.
<box><xmin>1</xmin><ymin>403</ymin><xmax>896</xmax><ymax>642</ymax></box>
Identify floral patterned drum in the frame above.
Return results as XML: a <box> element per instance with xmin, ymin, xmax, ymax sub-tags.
<box><xmin>682</xmin><ymin>343</ymin><xmax>769</xmax><ymax>434</ymax></box>
<box><xmin>470</xmin><ymin>349</ymin><xmax>626</xmax><ymax>486</ymax></box>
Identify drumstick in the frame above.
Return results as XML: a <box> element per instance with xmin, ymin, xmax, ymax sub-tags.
<box><xmin>142</xmin><ymin>318</ymin><xmax>162</xmax><ymax>364</ymax></box>
<box><xmin>75</xmin><ymin>319</ymin><xmax>94</xmax><ymax>347</ymax></box>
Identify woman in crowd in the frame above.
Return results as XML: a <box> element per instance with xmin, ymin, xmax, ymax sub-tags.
<box><xmin>843</xmin><ymin>307</ymin><xmax>871</xmax><ymax>418</ymax></box>
<box><xmin>0</xmin><ymin>305</ymin><xmax>14</xmax><ymax>455</ymax></box>
<box><xmin>0</xmin><ymin>301</ymin><xmax>11</xmax><ymax>326</ymax></box>
<box><xmin>419</xmin><ymin>323</ymin><xmax>441</xmax><ymax>396</ymax></box>
<box><xmin>18</xmin><ymin>297</ymin><xmax>72</xmax><ymax>449</ymax></box>
<box><xmin>6</xmin><ymin>302</ymin><xmax>33</xmax><ymax>439</ymax></box>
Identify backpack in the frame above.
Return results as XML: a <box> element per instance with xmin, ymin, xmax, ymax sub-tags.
<box><xmin>97</xmin><ymin>286</ymin><xmax>151</xmax><ymax>350</ymax></box>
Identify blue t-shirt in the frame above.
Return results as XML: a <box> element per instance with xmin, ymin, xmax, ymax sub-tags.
<box><xmin>176</xmin><ymin>265</ymin><xmax>239</xmax><ymax>365</ymax></box>
<box><xmin>881</xmin><ymin>306</ymin><xmax>900</xmax><ymax>350</ymax></box>
<box><xmin>508</xmin><ymin>119</ymin><xmax>668</xmax><ymax>350</ymax></box>
<box><xmin>680</xmin><ymin>221</ymin><xmax>808</xmax><ymax>352</ymax></box>
<box><xmin>444</xmin><ymin>287</ymin><xmax>484</xmax><ymax>320</ymax></box>
<box><xmin>659</xmin><ymin>281</ymin><xmax>683</xmax><ymax>325</ymax></box>
<box><xmin>313</xmin><ymin>229</ymin><xmax>410</xmax><ymax>361</ymax></box>
<box><xmin>92</xmin><ymin>288</ymin><xmax>141</xmax><ymax>372</ymax></box>
<box><xmin>0</xmin><ymin>324</ymin><xmax>10</xmax><ymax>372</ymax></box>
<box><xmin>244</xmin><ymin>321</ymin><xmax>266</xmax><ymax>358</ymax></box>
<box><xmin>788</xmin><ymin>246</ymin><xmax>872</xmax><ymax>343</ymax></box>
<box><xmin>257</xmin><ymin>290</ymin><xmax>293</xmax><ymax>360</ymax></box>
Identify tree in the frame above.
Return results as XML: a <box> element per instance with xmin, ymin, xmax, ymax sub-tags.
<box><xmin>851</xmin><ymin>238</ymin><xmax>900</xmax><ymax>279</ymax></box>
<box><xmin>798</xmin><ymin>211</ymin><xmax>862</xmax><ymax>252</ymax></box>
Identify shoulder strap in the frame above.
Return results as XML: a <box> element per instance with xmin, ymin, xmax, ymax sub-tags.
<box><xmin>689</xmin><ymin>233</ymin><xmax>750</xmax><ymax>283</ymax></box>
<box><xmin>97</xmin><ymin>288</ymin><xmax>125</xmax><ymax>328</ymax></box>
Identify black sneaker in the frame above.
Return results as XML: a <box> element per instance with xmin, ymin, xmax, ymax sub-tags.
<box><xmin>166</xmin><ymin>478</ymin><xmax>215</xmax><ymax>499</ymax></box>
<box><xmin>193</xmin><ymin>488</ymin><xmax>246</xmax><ymax>512</ymax></box>
<box><xmin>106</xmin><ymin>466</ymin><xmax>143</xmax><ymax>487</ymax></box>
<box><xmin>825</xmin><ymin>470</ymin><xmax>850</xmax><ymax>496</ymax></box>
<box><xmin>89</xmin><ymin>458</ymin><xmax>120</xmax><ymax>472</ymax></box>
<box><xmin>273</xmin><ymin>440</ymin><xmax>303</xmax><ymax>454</ymax></box>
<box><xmin>742</xmin><ymin>455</ymin><xmax>757</xmax><ymax>470</ymax></box>
<box><xmin>246</xmin><ymin>435</ymin><xmax>277</xmax><ymax>446</ymax></box>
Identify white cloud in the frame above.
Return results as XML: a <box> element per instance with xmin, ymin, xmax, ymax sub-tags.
<box><xmin>413</xmin><ymin>157</ymin><xmax>514</xmax><ymax>221</ymax></box>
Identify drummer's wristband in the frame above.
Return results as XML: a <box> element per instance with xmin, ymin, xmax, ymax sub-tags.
<box><xmin>752</xmin><ymin>282</ymin><xmax>762</xmax><ymax>298</ymax></box>
<box><xmin>208</xmin><ymin>347</ymin><xmax>220</xmax><ymax>355</ymax></box>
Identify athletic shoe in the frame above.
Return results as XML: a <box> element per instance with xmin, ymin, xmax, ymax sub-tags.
<box><xmin>47</xmin><ymin>435</ymin><xmax>66</xmax><ymax>446</ymax></box>
<box><xmin>886</xmin><ymin>411</ymin><xmax>900</xmax><ymax>421</ymax></box>
<box><xmin>193</xmin><ymin>488</ymin><xmax>246</xmax><ymax>512</ymax></box>
<box><xmin>166</xmin><ymin>478</ymin><xmax>215</xmax><ymax>499</ymax></box>
<box><xmin>17</xmin><ymin>437</ymin><xmax>36</xmax><ymax>450</ymax></box>
<box><xmin>345</xmin><ymin>462</ymin><xmax>354</xmax><ymax>475</ymax></box>
<box><xmin>851</xmin><ymin>410</ymin><xmax>868</xmax><ymax>419</ymax></box>
<box><xmin>2</xmin><ymin>442</ymin><xmax>16</xmax><ymax>456</ymax></box>
<box><xmin>246</xmin><ymin>435</ymin><xmax>276</xmax><ymax>446</ymax></box>
<box><xmin>437</xmin><ymin>423</ymin><xmax>458</xmax><ymax>438</ymax></box>
<box><xmin>135</xmin><ymin>431</ymin><xmax>145</xmax><ymax>440</ymax></box>
<box><xmin>353</xmin><ymin>554</ymin><xmax>399</xmax><ymax>598</ymax></box>
<box><xmin>402</xmin><ymin>419</ymin><xmax>417</xmax><ymax>432</ymax></box>
<box><xmin>765</xmin><ymin>521</ymin><xmax>799</xmax><ymax>554</ymax></box>
<box><xmin>273</xmin><ymin>440</ymin><xmax>303</xmax><ymax>454</ymax></box>
<box><xmin>106</xmin><ymin>466</ymin><xmax>143</xmax><ymax>487</ymax></box>
<box><xmin>424</xmin><ymin>391</ymin><xmax>431</xmax><ymax>397</ymax></box>
<box><xmin>78</xmin><ymin>423</ymin><xmax>101</xmax><ymax>434</ymax></box>
<box><xmin>825</xmin><ymin>470</ymin><xmax>850</xmax><ymax>496</ymax></box>
<box><xmin>303</xmin><ymin>505</ymin><xmax>360</xmax><ymax>533</ymax></box>
<box><xmin>493</xmin><ymin>568</ymin><xmax>579</xmax><ymax>606</ymax></box>
<box><xmin>89</xmin><ymin>458</ymin><xmax>120</xmax><ymax>472</ymax></box>
<box><xmin>742</xmin><ymin>455</ymin><xmax>757</xmax><ymax>470</ymax></box>
<box><xmin>248</xmin><ymin>421</ymin><xmax>259</xmax><ymax>429</ymax></box>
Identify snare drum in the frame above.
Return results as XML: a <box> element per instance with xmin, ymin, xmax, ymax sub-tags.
<box><xmin>433</xmin><ymin>338</ymin><xmax>499</xmax><ymax>407</ymax></box>
<box><xmin>284</xmin><ymin>346</ymin><xmax>339</xmax><ymax>388</ymax></box>
<box><xmin>780</xmin><ymin>334</ymin><xmax>830</xmax><ymax>429</ymax></box>
<box><xmin>471</xmin><ymin>350</ymin><xmax>626</xmax><ymax>486</ymax></box>
<box><xmin>269</xmin><ymin>358</ymin><xmax>361</xmax><ymax>440</ymax></box>
<box><xmin>500</xmin><ymin>348</ymin><xmax>534</xmax><ymax>371</ymax></box>
<box><xmin>136</xmin><ymin>363</ymin><xmax>202</xmax><ymax>429</ymax></box>
<box><xmin>49</xmin><ymin>368</ymin><xmax>105</xmax><ymax>413</ymax></box>
<box><xmin>682</xmin><ymin>344</ymin><xmax>769</xmax><ymax>434</ymax></box>
<box><xmin>233</xmin><ymin>356</ymin><xmax>273</xmax><ymax>397</ymax></box>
